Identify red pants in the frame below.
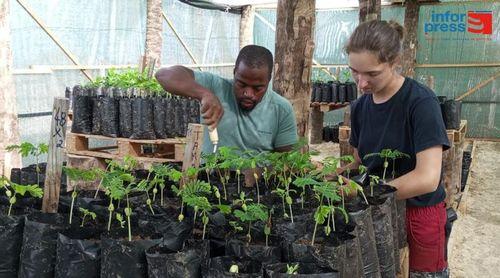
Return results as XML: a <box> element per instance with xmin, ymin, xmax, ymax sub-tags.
<box><xmin>406</xmin><ymin>202</ymin><xmax>448</xmax><ymax>272</ymax></box>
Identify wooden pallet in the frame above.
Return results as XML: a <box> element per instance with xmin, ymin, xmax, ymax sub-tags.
<box><xmin>310</xmin><ymin>102</ymin><xmax>349</xmax><ymax>112</ymax></box>
<box><xmin>66</xmin><ymin>132</ymin><xmax>186</xmax><ymax>163</ymax></box>
<box><xmin>446</xmin><ymin>120</ymin><xmax>467</xmax><ymax>143</ymax></box>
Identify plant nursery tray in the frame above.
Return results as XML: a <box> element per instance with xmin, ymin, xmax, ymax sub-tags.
<box><xmin>65</xmin><ymin>132</ymin><xmax>186</xmax><ymax>163</ymax></box>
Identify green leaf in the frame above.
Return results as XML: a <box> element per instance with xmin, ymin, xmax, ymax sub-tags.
<box><xmin>314</xmin><ymin>205</ymin><xmax>331</xmax><ymax>225</ymax></box>
<box><xmin>216</xmin><ymin>204</ymin><xmax>232</xmax><ymax>214</ymax></box>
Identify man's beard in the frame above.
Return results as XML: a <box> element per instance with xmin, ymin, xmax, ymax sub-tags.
<box><xmin>238</xmin><ymin>99</ymin><xmax>256</xmax><ymax>111</ymax></box>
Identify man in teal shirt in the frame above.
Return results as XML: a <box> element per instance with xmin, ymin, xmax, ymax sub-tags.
<box><xmin>155</xmin><ymin>45</ymin><xmax>298</xmax><ymax>155</ymax></box>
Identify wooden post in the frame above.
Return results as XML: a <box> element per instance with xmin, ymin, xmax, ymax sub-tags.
<box><xmin>181</xmin><ymin>124</ymin><xmax>204</xmax><ymax>185</ymax></box>
<box><xmin>310</xmin><ymin>106</ymin><xmax>323</xmax><ymax>144</ymax></box>
<box><xmin>239</xmin><ymin>5</ymin><xmax>255</xmax><ymax>49</ymax></box>
<box><xmin>402</xmin><ymin>0</ymin><xmax>420</xmax><ymax>78</ymax></box>
<box><xmin>0</xmin><ymin>0</ymin><xmax>22</xmax><ymax>177</ymax></box>
<box><xmin>42</xmin><ymin>97</ymin><xmax>69</xmax><ymax>213</ymax></box>
<box><xmin>358</xmin><ymin>0</ymin><xmax>381</xmax><ymax>23</ymax></box>
<box><xmin>145</xmin><ymin>0</ymin><xmax>163</xmax><ymax>70</ymax></box>
<box><xmin>273</xmin><ymin>0</ymin><xmax>315</xmax><ymax>139</ymax></box>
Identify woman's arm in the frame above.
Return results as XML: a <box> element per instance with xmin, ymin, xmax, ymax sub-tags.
<box><xmin>388</xmin><ymin>145</ymin><xmax>443</xmax><ymax>200</ymax></box>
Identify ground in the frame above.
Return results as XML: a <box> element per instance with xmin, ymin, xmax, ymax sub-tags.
<box><xmin>449</xmin><ymin>141</ymin><xmax>500</xmax><ymax>278</ymax></box>
<box><xmin>310</xmin><ymin>141</ymin><xmax>340</xmax><ymax>162</ymax></box>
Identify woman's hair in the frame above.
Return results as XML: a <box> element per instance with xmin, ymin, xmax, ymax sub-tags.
<box><xmin>345</xmin><ymin>20</ymin><xmax>404</xmax><ymax>64</ymax></box>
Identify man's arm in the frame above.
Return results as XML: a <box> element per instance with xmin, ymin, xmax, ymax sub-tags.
<box><xmin>155</xmin><ymin>66</ymin><xmax>223</xmax><ymax>129</ymax></box>
<box><xmin>388</xmin><ymin>145</ymin><xmax>443</xmax><ymax>200</ymax></box>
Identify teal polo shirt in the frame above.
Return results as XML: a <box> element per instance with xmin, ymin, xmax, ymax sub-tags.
<box><xmin>194</xmin><ymin>71</ymin><xmax>298</xmax><ymax>155</ymax></box>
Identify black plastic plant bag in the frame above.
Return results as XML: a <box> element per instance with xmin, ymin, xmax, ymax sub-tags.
<box><xmin>153</xmin><ymin>97</ymin><xmax>168</xmax><ymax>139</ymax></box>
<box><xmin>320</xmin><ymin>83</ymin><xmax>332</xmax><ymax>103</ymax></box>
<box><xmin>338</xmin><ymin>84</ymin><xmax>347</xmax><ymax>103</ymax></box>
<box><xmin>18</xmin><ymin>212</ymin><xmax>69</xmax><ymax>278</ymax></box>
<box><xmin>164</xmin><ymin>98</ymin><xmax>176</xmax><ymax>138</ymax></box>
<box><xmin>225</xmin><ymin>238</ymin><xmax>282</xmax><ymax>264</ymax></box>
<box><xmin>189</xmin><ymin>99</ymin><xmax>201</xmax><ymax>124</ymax></box>
<box><xmin>264</xmin><ymin>262</ymin><xmax>339</xmax><ymax>278</ymax></box>
<box><xmin>347</xmin><ymin>82</ymin><xmax>357</xmax><ymax>102</ymax></box>
<box><xmin>21</xmin><ymin>163</ymin><xmax>46</xmax><ymax>185</ymax></box>
<box><xmin>119</xmin><ymin>96</ymin><xmax>133</xmax><ymax>138</ymax></box>
<box><xmin>288</xmin><ymin>233</ymin><xmax>345</xmax><ymax>275</ymax></box>
<box><xmin>10</xmin><ymin>168</ymin><xmax>21</xmax><ymax>184</ymax></box>
<box><xmin>100</xmin><ymin>236</ymin><xmax>161</xmax><ymax>278</ymax></box>
<box><xmin>181</xmin><ymin>100</ymin><xmax>190</xmax><ymax>136</ymax></box>
<box><xmin>91</xmin><ymin>90</ymin><xmax>103</xmax><ymax>135</ymax></box>
<box><xmin>0</xmin><ymin>214</ymin><xmax>25</xmax><ymax>277</ymax></box>
<box><xmin>310</xmin><ymin>85</ymin><xmax>317</xmax><ymax>102</ymax></box>
<box><xmin>344</xmin><ymin>231</ymin><xmax>363</xmax><ymax>278</ymax></box>
<box><xmin>146</xmin><ymin>239</ymin><xmax>209</xmax><ymax>278</ymax></box>
<box><xmin>71</xmin><ymin>85</ymin><xmax>93</xmax><ymax>134</ymax></box>
<box><xmin>331</xmin><ymin>82</ymin><xmax>339</xmax><ymax>103</ymax></box>
<box><xmin>443</xmin><ymin>100</ymin><xmax>462</xmax><ymax>130</ymax></box>
<box><xmin>369</xmin><ymin>196</ymin><xmax>396</xmax><ymax>278</ymax></box>
<box><xmin>55</xmin><ymin>230</ymin><xmax>101</xmax><ymax>278</ymax></box>
<box><xmin>100</xmin><ymin>94</ymin><xmax>120</xmax><ymax>138</ymax></box>
<box><xmin>396</xmin><ymin>199</ymin><xmax>407</xmax><ymax>249</ymax></box>
<box><xmin>172</xmin><ymin>98</ymin><xmax>183</xmax><ymax>137</ymax></box>
<box><xmin>131</xmin><ymin>97</ymin><xmax>156</xmax><ymax>139</ymax></box>
<box><xmin>347</xmin><ymin>199</ymin><xmax>381</xmax><ymax>278</ymax></box>
<box><xmin>203</xmin><ymin>256</ymin><xmax>263</xmax><ymax>278</ymax></box>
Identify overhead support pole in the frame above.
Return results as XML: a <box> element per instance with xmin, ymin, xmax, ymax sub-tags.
<box><xmin>16</xmin><ymin>0</ymin><xmax>93</xmax><ymax>81</ymax></box>
<box><xmin>239</xmin><ymin>5</ymin><xmax>255</xmax><ymax>49</ymax></box>
<box><xmin>144</xmin><ymin>0</ymin><xmax>163</xmax><ymax>71</ymax></box>
<box><xmin>162</xmin><ymin>11</ymin><xmax>203</xmax><ymax>71</ymax></box>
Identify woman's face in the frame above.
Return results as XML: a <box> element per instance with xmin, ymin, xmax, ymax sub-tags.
<box><xmin>348</xmin><ymin>51</ymin><xmax>398</xmax><ymax>95</ymax></box>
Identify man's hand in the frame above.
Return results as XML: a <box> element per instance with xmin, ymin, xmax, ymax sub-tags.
<box><xmin>200</xmin><ymin>90</ymin><xmax>224</xmax><ymax>130</ymax></box>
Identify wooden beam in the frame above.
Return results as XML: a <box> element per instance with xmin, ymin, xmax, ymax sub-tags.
<box><xmin>455</xmin><ymin>71</ymin><xmax>500</xmax><ymax>101</ymax></box>
<box><xmin>42</xmin><ymin>97</ymin><xmax>69</xmax><ymax>213</ymax></box>
<box><xmin>402</xmin><ymin>0</ymin><xmax>420</xmax><ymax>77</ymax></box>
<box><xmin>309</xmin><ymin>106</ymin><xmax>323</xmax><ymax>144</ymax></box>
<box><xmin>15</xmin><ymin>0</ymin><xmax>93</xmax><ymax>81</ymax></box>
<box><xmin>162</xmin><ymin>11</ymin><xmax>203</xmax><ymax>71</ymax></box>
<box><xmin>144</xmin><ymin>0</ymin><xmax>163</xmax><ymax>70</ymax></box>
<box><xmin>239</xmin><ymin>5</ymin><xmax>255</xmax><ymax>49</ymax></box>
<box><xmin>273</xmin><ymin>0</ymin><xmax>316</xmax><ymax>139</ymax></box>
<box><xmin>358</xmin><ymin>0</ymin><xmax>381</xmax><ymax>22</ymax></box>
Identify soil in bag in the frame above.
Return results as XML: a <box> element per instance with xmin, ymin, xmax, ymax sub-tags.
<box><xmin>91</xmin><ymin>88</ymin><xmax>103</xmax><ymax>135</ymax></box>
<box><xmin>18</xmin><ymin>212</ymin><xmax>69</xmax><ymax>278</ymax></box>
<box><xmin>71</xmin><ymin>85</ymin><xmax>93</xmax><ymax>134</ymax></box>
<box><xmin>100</xmin><ymin>236</ymin><xmax>161</xmax><ymax>278</ymax></box>
<box><xmin>338</xmin><ymin>84</ymin><xmax>347</xmax><ymax>103</ymax></box>
<box><xmin>0</xmin><ymin>213</ymin><xmax>25</xmax><ymax>278</ymax></box>
<box><xmin>225</xmin><ymin>237</ymin><xmax>282</xmax><ymax>264</ymax></box>
<box><xmin>347</xmin><ymin>197</ymin><xmax>381</xmax><ymax>278</ymax></box>
<box><xmin>331</xmin><ymin>82</ymin><xmax>339</xmax><ymax>103</ymax></box>
<box><xmin>165</xmin><ymin>98</ymin><xmax>177</xmax><ymax>138</ymax></box>
<box><xmin>189</xmin><ymin>98</ymin><xmax>201</xmax><ymax>124</ymax></box>
<box><xmin>146</xmin><ymin>239</ymin><xmax>209</xmax><ymax>278</ymax></box>
<box><xmin>443</xmin><ymin>100</ymin><xmax>462</xmax><ymax>130</ymax></box>
<box><xmin>320</xmin><ymin>83</ymin><xmax>332</xmax><ymax>103</ymax></box>
<box><xmin>10</xmin><ymin>168</ymin><xmax>21</xmax><ymax>184</ymax></box>
<box><xmin>180</xmin><ymin>99</ymin><xmax>190</xmax><ymax>136</ymax></box>
<box><xmin>264</xmin><ymin>262</ymin><xmax>339</xmax><ymax>278</ymax></box>
<box><xmin>55</xmin><ymin>227</ymin><xmax>101</xmax><ymax>278</ymax></box>
<box><xmin>203</xmin><ymin>256</ymin><xmax>263</xmax><ymax>278</ymax></box>
<box><xmin>368</xmin><ymin>196</ymin><xmax>396</xmax><ymax>278</ymax></box>
<box><xmin>131</xmin><ymin>97</ymin><xmax>156</xmax><ymax>139</ymax></box>
<box><xmin>154</xmin><ymin>97</ymin><xmax>168</xmax><ymax>139</ymax></box>
<box><xmin>119</xmin><ymin>94</ymin><xmax>133</xmax><ymax>138</ymax></box>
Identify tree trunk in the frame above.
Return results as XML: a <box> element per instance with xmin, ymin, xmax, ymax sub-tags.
<box><xmin>309</xmin><ymin>107</ymin><xmax>323</xmax><ymax>144</ymax></box>
<box><xmin>144</xmin><ymin>0</ymin><xmax>163</xmax><ymax>71</ymax></box>
<box><xmin>0</xmin><ymin>0</ymin><xmax>22</xmax><ymax>177</ymax></box>
<box><xmin>358</xmin><ymin>0</ymin><xmax>381</xmax><ymax>22</ymax></box>
<box><xmin>273</xmin><ymin>0</ymin><xmax>315</xmax><ymax>139</ymax></box>
<box><xmin>239</xmin><ymin>5</ymin><xmax>255</xmax><ymax>49</ymax></box>
<box><xmin>401</xmin><ymin>0</ymin><xmax>419</xmax><ymax>78</ymax></box>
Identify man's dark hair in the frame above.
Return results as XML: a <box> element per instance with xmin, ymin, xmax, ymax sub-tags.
<box><xmin>235</xmin><ymin>45</ymin><xmax>274</xmax><ymax>79</ymax></box>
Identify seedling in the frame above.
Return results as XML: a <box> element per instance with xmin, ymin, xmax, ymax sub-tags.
<box><xmin>63</xmin><ymin>167</ymin><xmax>99</xmax><ymax>224</ymax></box>
<box><xmin>149</xmin><ymin>164</ymin><xmax>172</xmax><ymax>205</ymax></box>
<box><xmin>0</xmin><ymin>176</ymin><xmax>43</xmax><ymax>216</ymax></box>
<box><xmin>369</xmin><ymin>175</ymin><xmax>380</xmax><ymax>197</ymax></box>
<box><xmin>172</xmin><ymin>179</ymin><xmax>211</xmax><ymax>222</ymax></box>
<box><xmin>364</xmin><ymin>149</ymin><xmax>409</xmax><ymax>181</ymax></box>
<box><xmin>6</xmin><ymin>142</ymin><xmax>48</xmax><ymax>186</ymax></box>
<box><xmin>293</xmin><ymin>176</ymin><xmax>321</xmax><ymax>209</ymax></box>
<box><xmin>183</xmin><ymin>195</ymin><xmax>211</xmax><ymax>239</ymax></box>
<box><xmin>233</xmin><ymin>201</ymin><xmax>268</xmax><ymax>244</ymax></box>
<box><xmin>311</xmin><ymin>181</ymin><xmax>341</xmax><ymax>246</ymax></box>
<box><xmin>214</xmin><ymin>147</ymin><xmax>238</xmax><ymax>200</ymax></box>
<box><xmin>79</xmin><ymin>208</ymin><xmax>97</xmax><ymax>227</ymax></box>
<box><xmin>286</xmin><ymin>263</ymin><xmax>299</xmax><ymax>274</ymax></box>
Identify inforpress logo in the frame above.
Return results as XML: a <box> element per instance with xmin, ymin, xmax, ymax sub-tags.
<box><xmin>424</xmin><ymin>10</ymin><xmax>493</xmax><ymax>35</ymax></box>
<box><xmin>468</xmin><ymin>11</ymin><xmax>493</xmax><ymax>34</ymax></box>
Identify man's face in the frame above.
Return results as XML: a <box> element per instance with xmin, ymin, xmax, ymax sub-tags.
<box><xmin>233</xmin><ymin>62</ymin><xmax>270</xmax><ymax>111</ymax></box>
<box><xmin>348</xmin><ymin>51</ymin><xmax>397</xmax><ymax>95</ymax></box>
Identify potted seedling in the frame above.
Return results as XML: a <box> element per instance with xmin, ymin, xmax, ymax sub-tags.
<box><xmin>63</xmin><ymin>167</ymin><xmax>99</xmax><ymax>224</ymax></box>
<box><xmin>310</xmin><ymin>181</ymin><xmax>341</xmax><ymax>246</ymax></box>
<box><xmin>364</xmin><ymin>149</ymin><xmax>409</xmax><ymax>181</ymax></box>
<box><xmin>171</xmin><ymin>179</ymin><xmax>211</xmax><ymax>222</ymax></box>
<box><xmin>214</xmin><ymin>146</ymin><xmax>238</xmax><ymax>200</ymax></box>
<box><xmin>233</xmin><ymin>192</ymin><xmax>268</xmax><ymax>244</ymax></box>
<box><xmin>148</xmin><ymin>164</ymin><xmax>171</xmax><ymax>205</ymax></box>
<box><xmin>6</xmin><ymin>142</ymin><xmax>48</xmax><ymax>187</ymax></box>
<box><xmin>1</xmin><ymin>176</ymin><xmax>43</xmax><ymax>216</ymax></box>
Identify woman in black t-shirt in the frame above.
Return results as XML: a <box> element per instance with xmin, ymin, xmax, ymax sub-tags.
<box><xmin>343</xmin><ymin>20</ymin><xmax>450</xmax><ymax>277</ymax></box>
